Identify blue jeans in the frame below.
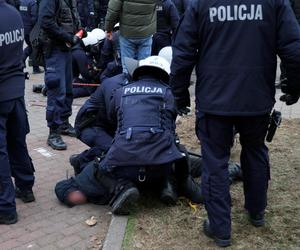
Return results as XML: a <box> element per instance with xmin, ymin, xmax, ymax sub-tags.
<box><xmin>44</xmin><ymin>48</ymin><xmax>73</xmax><ymax>129</ymax></box>
<box><xmin>119</xmin><ymin>35</ymin><xmax>152</xmax><ymax>73</ymax></box>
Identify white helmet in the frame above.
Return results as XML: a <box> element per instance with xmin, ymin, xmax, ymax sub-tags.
<box><xmin>90</xmin><ymin>28</ymin><xmax>106</xmax><ymax>43</ymax></box>
<box><xmin>125</xmin><ymin>56</ymin><xmax>171</xmax><ymax>82</ymax></box>
<box><xmin>158</xmin><ymin>46</ymin><xmax>173</xmax><ymax>65</ymax></box>
<box><xmin>82</xmin><ymin>32</ymin><xmax>98</xmax><ymax>46</ymax></box>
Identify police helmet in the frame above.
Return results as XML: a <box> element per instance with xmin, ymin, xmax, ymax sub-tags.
<box><xmin>82</xmin><ymin>32</ymin><xmax>98</xmax><ymax>47</ymax></box>
<box><xmin>90</xmin><ymin>28</ymin><xmax>106</xmax><ymax>43</ymax></box>
<box><xmin>126</xmin><ymin>56</ymin><xmax>171</xmax><ymax>83</ymax></box>
<box><xmin>158</xmin><ymin>46</ymin><xmax>173</xmax><ymax>65</ymax></box>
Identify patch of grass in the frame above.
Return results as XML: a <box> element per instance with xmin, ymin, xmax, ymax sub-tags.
<box><xmin>122</xmin><ymin>215</ymin><xmax>136</xmax><ymax>250</ymax></box>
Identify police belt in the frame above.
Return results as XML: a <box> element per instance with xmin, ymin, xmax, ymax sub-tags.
<box><xmin>119</xmin><ymin>127</ymin><xmax>164</xmax><ymax>140</ymax></box>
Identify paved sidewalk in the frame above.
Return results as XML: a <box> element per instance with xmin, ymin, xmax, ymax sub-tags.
<box><xmin>0</xmin><ymin>71</ymin><xmax>111</xmax><ymax>250</ymax></box>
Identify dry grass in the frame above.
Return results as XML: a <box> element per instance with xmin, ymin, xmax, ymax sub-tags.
<box><xmin>122</xmin><ymin>114</ymin><xmax>300</xmax><ymax>250</ymax></box>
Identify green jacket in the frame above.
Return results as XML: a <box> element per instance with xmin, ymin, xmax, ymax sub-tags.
<box><xmin>105</xmin><ymin>0</ymin><xmax>157</xmax><ymax>39</ymax></box>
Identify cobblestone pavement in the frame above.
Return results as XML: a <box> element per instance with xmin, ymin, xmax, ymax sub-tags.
<box><xmin>0</xmin><ymin>70</ymin><xmax>111</xmax><ymax>250</ymax></box>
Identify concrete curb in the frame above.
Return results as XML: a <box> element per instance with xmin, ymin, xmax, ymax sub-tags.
<box><xmin>102</xmin><ymin>215</ymin><xmax>128</xmax><ymax>250</ymax></box>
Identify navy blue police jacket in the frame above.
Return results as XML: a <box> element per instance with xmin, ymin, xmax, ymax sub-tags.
<box><xmin>0</xmin><ymin>0</ymin><xmax>25</xmax><ymax>102</ymax></box>
<box><xmin>170</xmin><ymin>0</ymin><xmax>300</xmax><ymax>116</ymax></box>
<box><xmin>77</xmin><ymin>0</ymin><xmax>94</xmax><ymax>27</ymax></box>
<box><xmin>104</xmin><ymin>77</ymin><xmax>183</xmax><ymax>167</ymax></box>
<box><xmin>72</xmin><ymin>44</ymin><xmax>94</xmax><ymax>81</ymax></box>
<box><xmin>19</xmin><ymin>0</ymin><xmax>37</xmax><ymax>35</ymax></box>
<box><xmin>75</xmin><ymin>73</ymin><xmax>128</xmax><ymax>136</ymax></box>
<box><xmin>157</xmin><ymin>0</ymin><xmax>180</xmax><ymax>34</ymax></box>
<box><xmin>171</xmin><ymin>0</ymin><xmax>189</xmax><ymax>16</ymax></box>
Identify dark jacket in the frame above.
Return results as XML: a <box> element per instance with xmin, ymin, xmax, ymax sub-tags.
<box><xmin>0</xmin><ymin>0</ymin><xmax>25</xmax><ymax>102</ymax></box>
<box><xmin>105</xmin><ymin>0</ymin><xmax>157</xmax><ymax>38</ymax></box>
<box><xmin>157</xmin><ymin>0</ymin><xmax>179</xmax><ymax>34</ymax></box>
<box><xmin>291</xmin><ymin>0</ymin><xmax>300</xmax><ymax>23</ymax></box>
<box><xmin>19</xmin><ymin>0</ymin><xmax>37</xmax><ymax>35</ymax></box>
<box><xmin>171</xmin><ymin>0</ymin><xmax>188</xmax><ymax>16</ymax></box>
<box><xmin>105</xmin><ymin>77</ymin><xmax>183</xmax><ymax>167</ymax></box>
<box><xmin>170</xmin><ymin>0</ymin><xmax>300</xmax><ymax>116</ymax></box>
<box><xmin>39</xmin><ymin>0</ymin><xmax>80</xmax><ymax>49</ymax></box>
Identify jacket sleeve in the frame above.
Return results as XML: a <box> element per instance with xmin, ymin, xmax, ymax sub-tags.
<box><xmin>168</xmin><ymin>1</ymin><xmax>179</xmax><ymax>33</ymax></box>
<box><xmin>30</xmin><ymin>1</ymin><xmax>38</xmax><ymax>26</ymax></box>
<box><xmin>169</xmin><ymin>0</ymin><xmax>200</xmax><ymax>106</ymax></box>
<box><xmin>277</xmin><ymin>0</ymin><xmax>300</xmax><ymax>93</ymax></box>
<box><xmin>39</xmin><ymin>0</ymin><xmax>72</xmax><ymax>43</ymax></box>
<box><xmin>104</xmin><ymin>0</ymin><xmax>122</xmax><ymax>32</ymax></box>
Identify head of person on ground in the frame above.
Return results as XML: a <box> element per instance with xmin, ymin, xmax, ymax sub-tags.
<box><xmin>104</xmin><ymin>0</ymin><xmax>157</xmax><ymax>73</ymax></box>
<box><xmin>170</xmin><ymin>0</ymin><xmax>300</xmax><ymax>247</ymax></box>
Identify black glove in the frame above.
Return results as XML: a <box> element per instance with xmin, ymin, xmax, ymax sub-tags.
<box><xmin>72</xmin><ymin>35</ymin><xmax>81</xmax><ymax>45</ymax></box>
<box><xmin>175</xmin><ymin>97</ymin><xmax>191</xmax><ymax>116</ymax></box>
<box><xmin>280</xmin><ymin>94</ymin><xmax>299</xmax><ymax>105</ymax></box>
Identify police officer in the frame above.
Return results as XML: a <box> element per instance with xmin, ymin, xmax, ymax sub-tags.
<box><xmin>77</xmin><ymin>0</ymin><xmax>95</xmax><ymax>30</ymax></box>
<box><xmin>0</xmin><ymin>0</ymin><xmax>35</xmax><ymax>224</ymax></box>
<box><xmin>152</xmin><ymin>0</ymin><xmax>179</xmax><ymax>55</ymax></box>
<box><xmin>19</xmin><ymin>0</ymin><xmax>44</xmax><ymax>74</ymax></box>
<box><xmin>94</xmin><ymin>0</ymin><xmax>108</xmax><ymax>29</ymax></box>
<box><xmin>39</xmin><ymin>0</ymin><xmax>82</xmax><ymax>150</ymax></box>
<box><xmin>71</xmin><ymin>73</ymin><xmax>128</xmax><ymax>171</ymax></box>
<box><xmin>72</xmin><ymin>29</ymin><xmax>106</xmax><ymax>98</ymax></box>
<box><xmin>170</xmin><ymin>0</ymin><xmax>300</xmax><ymax>247</ymax></box>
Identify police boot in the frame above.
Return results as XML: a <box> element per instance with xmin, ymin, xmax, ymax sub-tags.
<box><xmin>15</xmin><ymin>187</ymin><xmax>35</xmax><ymax>203</ymax></box>
<box><xmin>249</xmin><ymin>211</ymin><xmax>265</xmax><ymax>227</ymax></box>
<box><xmin>41</xmin><ymin>86</ymin><xmax>48</xmax><ymax>96</ymax></box>
<box><xmin>47</xmin><ymin>129</ymin><xmax>67</xmax><ymax>150</ymax></box>
<box><xmin>0</xmin><ymin>211</ymin><xmax>18</xmax><ymax>225</ymax></box>
<box><xmin>160</xmin><ymin>176</ymin><xmax>178</xmax><ymax>206</ymax></box>
<box><xmin>109</xmin><ymin>182</ymin><xmax>140</xmax><ymax>215</ymax></box>
<box><xmin>228</xmin><ymin>162</ymin><xmax>243</xmax><ymax>184</ymax></box>
<box><xmin>203</xmin><ymin>219</ymin><xmax>231</xmax><ymax>247</ymax></box>
<box><xmin>189</xmin><ymin>154</ymin><xmax>203</xmax><ymax>178</ymax></box>
<box><xmin>60</xmin><ymin>120</ymin><xmax>77</xmax><ymax>137</ymax></box>
<box><xmin>178</xmin><ymin>175</ymin><xmax>204</xmax><ymax>204</ymax></box>
<box><xmin>69</xmin><ymin>154</ymin><xmax>82</xmax><ymax>175</ymax></box>
<box><xmin>32</xmin><ymin>84</ymin><xmax>44</xmax><ymax>93</ymax></box>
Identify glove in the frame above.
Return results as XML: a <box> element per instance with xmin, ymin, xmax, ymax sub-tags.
<box><xmin>280</xmin><ymin>94</ymin><xmax>299</xmax><ymax>105</ymax></box>
<box><xmin>175</xmin><ymin>96</ymin><xmax>191</xmax><ymax>116</ymax></box>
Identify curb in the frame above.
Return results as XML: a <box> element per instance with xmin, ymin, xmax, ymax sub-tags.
<box><xmin>102</xmin><ymin>215</ymin><xmax>128</xmax><ymax>250</ymax></box>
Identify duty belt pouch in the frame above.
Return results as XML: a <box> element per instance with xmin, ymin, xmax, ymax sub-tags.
<box><xmin>266</xmin><ymin>110</ymin><xmax>282</xmax><ymax>142</ymax></box>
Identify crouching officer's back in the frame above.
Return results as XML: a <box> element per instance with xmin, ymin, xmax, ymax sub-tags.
<box><xmin>39</xmin><ymin>0</ymin><xmax>83</xmax><ymax>150</ymax></box>
<box><xmin>0</xmin><ymin>0</ymin><xmax>35</xmax><ymax>224</ymax></box>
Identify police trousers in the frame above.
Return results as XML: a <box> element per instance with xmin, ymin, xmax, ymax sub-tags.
<box><xmin>196</xmin><ymin>113</ymin><xmax>270</xmax><ymax>238</ymax></box>
<box><xmin>0</xmin><ymin>98</ymin><xmax>35</xmax><ymax>213</ymax></box>
<box><xmin>44</xmin><ymin>48</ymin><xmax>73</xmax><ymax>129</ymax></box>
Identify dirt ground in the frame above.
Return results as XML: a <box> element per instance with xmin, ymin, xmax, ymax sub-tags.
<box><xmin>122</xmin><ymin>114</ymin><xmax>300</xmax><ymax>250</ymax></box>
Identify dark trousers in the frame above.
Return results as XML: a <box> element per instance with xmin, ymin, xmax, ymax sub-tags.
<box><xmin>0</xmin><ymin>98</ymin><xmax>35</xmax><ymax>213</ymax></box>
<box><xmin>151</xmin><ymin>32</ymin><xmax>171</xmax><ymax>56</ymax></box>
<box><xmin>196</xmin><ymin>113</ymin><xmax>270</xmax><ymax>238</ymax></box>
<box><xmin>44</xmin><ymin>48</ymin><xmax>73</xmax><ymax>129</ymax></box>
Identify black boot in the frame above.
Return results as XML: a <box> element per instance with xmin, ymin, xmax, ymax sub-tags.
<box><xmin>32</xmin><ymin>84</ymin><xmax>44</xmax><ymax>93</ymax></box>
<box><xmin>179</xmin><ymin>175</ymin><xmax>204</xmax><ymax>204</ymax></box>
<box><xmin>189</xmin><ymin>155</ymin><xmax>203</xmax><ymax>178</ymax></box>
<box><xmin>15</xmin><ymin>187</ymin><xmax>35</xmax><ymax>203</ymax></box>
<box><xmin>41</xmin><ymin>86</ymin><xmax>48</xmax><ymax>96</ymax></box>
<box><xmin>203</xmin><ymin>219</ymin><xmax>231</xmax><ymax>247</ymax></box>
<box><xmin>47</xmin><ymin>129</ymin><xmax>67</xmax><ymax>150</ymax></box>
<box><xmin>32</xmin><ymin>67</ymin><xmax>44</xmax><ymax>74</ymax></box>
<box><xmin>0</xmin><ymin>211</ymin><xmax>18</xmax><ymax>225</ymax></box>
<box><xmin>69</xmin><ymin>154</ymin><xmax>82</xmax><ymax>175</ymax></box>
<box><xmin>249</xmin><ymin>211</ymin><xmax>265</xmax><ymax>227</ymax></box>
<box><xmin>160</xmin><ymin>177</ymin><xmax>178</xmax><ymax>206</ymax></box>
<box><xmin>60</xmin><ymin>121</ymin><xmax>77</xmax><ymax>137</ymax></box>
<box><xmin>110</xmin><ymin>183</ymin><xmax>140</xmax><ymax>215</ymax></box>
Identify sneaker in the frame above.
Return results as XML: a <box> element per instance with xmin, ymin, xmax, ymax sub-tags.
<box><xmin>47</xmin><ymin>132</ymin><xmax>67</xmax><ymax>150</ymax></box>
<box><xmin>203</xmin><ymin>219</ymin><xmax>231</xmax><ymax>247</ymax></box>
<box><xmin>0</xmin><ymin>211</ymin><xmax>18</xmax><ymax>225</ymax></box>
<box><xmin>249</xmin><ymin>211</ymin><xmax>265</xmax><ymax>227</ymax></box>
<box><xmin>15</xmin><ymin>188</ymin><xmax>35</xmax><ymax>203</ymax></box>
<box><xmin>60</xmin><ymin>122</ymin><xmax>77</xmax><ymax>137</ymax></box>
<box><xmin>110</xmin><ymin>186</ymin><xmax>140</xmax><ymax>215</ymax></box>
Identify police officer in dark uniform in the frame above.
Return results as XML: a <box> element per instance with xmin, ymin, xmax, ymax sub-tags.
<box><xmin>0</xmin><ymin>0</ymin><xmax>35</xmax><ymax>224</ymax></box>
<box><xmin>152</xmin><ymin>0</ymin><xmax>179</xmax><ymax>55</ymax></box>
<box><xmin>170</xmin><ymin>0</ymin><xmax>300</xmax><ymax>247</ymax></box>
<box><xmin>19</xmin><ymin>0</ymin><xmax>44</xmax><ymax>74</ymax></box>
<box><xmin>39</xmin><ymin>0</ymin><xmax>82</xmax><ymax>150</ymax></box>
<box><xmin>77</xmin><ymin>0</ymin><xmax>95</xmax><ymax>30</ymax></box>
<box><xmin>71</xmin><ymin>73</ymin><xmax>128</xmax><ymax>171</ymax></box>
<box><xmin>94</xmin><ymin>0</ymin><xmax>108</xmax><ymax>29</ymax></box>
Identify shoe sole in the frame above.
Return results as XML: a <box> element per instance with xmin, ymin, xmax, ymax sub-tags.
<box><xmin>47</xmin><ymin>141</ymin><xmax>67</xmax><ymax>150</ymax></box>
<box><xmin>60</xmin><ymin>131</ymin><xmax>77</xmax><ymax>137</ymax></box>
<box><xmin>0</xmin><ymin>217</ymin><xmax>18</xmax><ymax>225</ymax></box>
<box><xmin>112</xmin><ymin>188</ymin><xmax>140</xmax><ymax>215</ymax></box>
